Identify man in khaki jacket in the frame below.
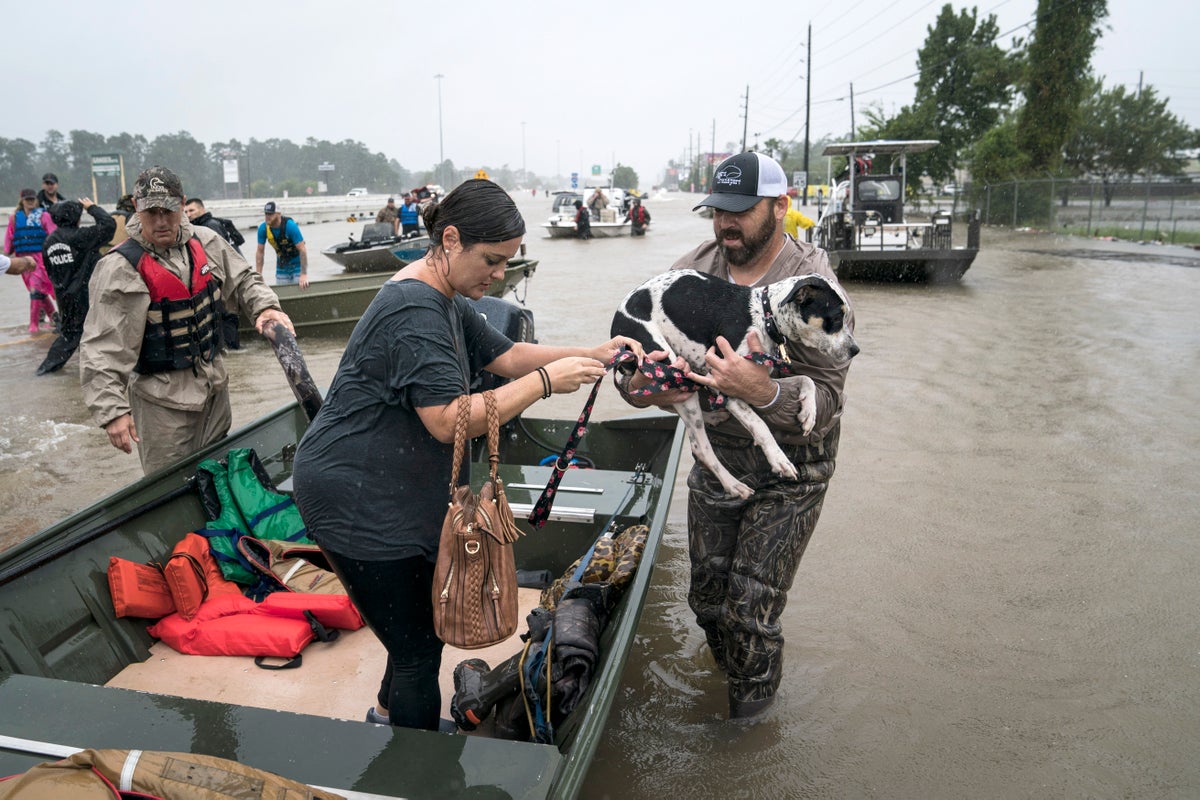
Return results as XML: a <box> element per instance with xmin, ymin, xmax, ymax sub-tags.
<box><xmin>81</xmin><ymin>166</ymin><xmax>294</xmax><ymax>474</ymax></box>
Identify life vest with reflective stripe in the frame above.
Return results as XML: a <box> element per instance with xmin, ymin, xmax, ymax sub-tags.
<box><xmin>10</xmin><ymin>208</ymin><xmax>48</xmax><ymax>253</ymax></box>
<box><xmin>113</xmin><ymin>237</ymin><xmax>223</xmax><ymax>374</ymax></box>
<box><xmin>264</xmin><ymin>216</ymin><xmax>301</xmax><ymax>261</ymax></box>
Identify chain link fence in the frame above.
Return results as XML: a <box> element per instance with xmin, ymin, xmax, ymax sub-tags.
<box><xmin>958</xmin><ymin>178</ymin><xmax>1200</xmax><ymax>243</ymax></box>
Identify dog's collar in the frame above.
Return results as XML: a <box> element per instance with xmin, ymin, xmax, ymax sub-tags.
<box><xmin>759</xmin><ymin>288</ymin><xmax>792</xmax><ymax>365</ymax></box>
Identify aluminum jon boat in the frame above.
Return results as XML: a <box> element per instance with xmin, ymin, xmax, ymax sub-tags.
<box><xmin>248</xmin><ymin>257</ymin><xmax>539</xmax><ymax>338</ymax></box>
<box><xmin>0</xmin><ymin>299</ymin><xmax>684</xmax><ymax>799</ymax></box>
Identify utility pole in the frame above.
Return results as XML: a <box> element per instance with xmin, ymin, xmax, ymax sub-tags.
<box><xmin>434</xmin><ymin>73</ymin><xmax>445</xmax><ymax>186</ymax></box>
<box><xmin>803</xmin><ymin>22</ymin><xmax>812</xmax><ymax>182</ymax></box>
<box><xmin>691</xmin><ymin>128</ymin><xmax>700</xmax><ymax>191</ymax></box>
<box><xmin>849</xmin><ymin>82</ymin><xmax>856</xmax><ymax>139</ymax></box>
<box><xmin>741</xmin><ymin>85</ymin><xmax>750</xmax><ymax>152</ymax></box>
<box><xmin>710</xmin><ymin>118</ymin><xmax>716</xmax><ymax>188</ymax></box>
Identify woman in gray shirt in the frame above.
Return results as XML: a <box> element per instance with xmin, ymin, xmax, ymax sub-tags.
<box><xmin>293</xmin><ymin>179</ymin><xmax>639</xmax><ymax>731</ymax></box>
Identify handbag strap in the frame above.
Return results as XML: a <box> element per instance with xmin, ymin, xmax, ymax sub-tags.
<box><xmin>448</xmin><ymin>394</ymin><xmax>472</xmax><ymax>495</ymax></box>
<box><xmin>448</xmin><ymin>390</ymin><xmax>503</xmax><ymax>496</ymax></box>
<box><xmin>484</xmin><ymin>389</ymin><xmax>501</xmax><ymax>481</ymax></box>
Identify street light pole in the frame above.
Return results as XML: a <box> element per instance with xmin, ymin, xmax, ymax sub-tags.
<box><xmin>803</xmin><ymin>21</ymin><xmax>811</xmax><ymax>201</ymax></box>
<box><xmin>521</xmin><ymin>121</ymin><xmax>526</xmax><ymax>185</ymax></box>
<box><xmin>434</xmin><ymin>73</ymin><xmax>444</xmax><ymax>186</ymax></box>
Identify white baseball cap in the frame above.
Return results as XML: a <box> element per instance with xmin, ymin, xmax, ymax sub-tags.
<box><xmin>693</xmin><ymin>152</ymin><xmax>789</xmax><ymax>213</ymax></box>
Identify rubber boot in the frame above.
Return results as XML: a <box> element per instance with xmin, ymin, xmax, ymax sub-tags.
<box><xmin>449</xmin><ymin>653</ymin><xmax>524</xmax><ymax>731</ymax></box>
<box><xmin>729</xmin><ymin>689</ymin><xmax>775</xmax><ymax>719</ymax></box>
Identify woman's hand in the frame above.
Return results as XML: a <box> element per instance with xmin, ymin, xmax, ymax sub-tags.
<box><xmin>589</xmin><ymin>335</ymin><xmax>644</xmax><ymax>366</ymax></box>
<box><xmin>544</xmin><ymin>356</ymin><xmax>607</xmax><ymax>394</ymax></box>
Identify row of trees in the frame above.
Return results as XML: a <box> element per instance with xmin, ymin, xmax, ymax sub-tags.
<box><xmin>0</xmin><ymin>131</ymin><xmax>616</xmax><ymax>207</ymax></box>
<box><xmin>2</xmin><ymin>126</ymin><xmax>648</xmax><ymax>208</ymax></box>
<box><xmin>671</xmin><ymin>1</ymin><xmax>1197</xmax><ymax>221</ymax></box>
<box><xmin>0</xmin><ymin>130</ymin><xmax>421</xmax><ymax>206</ymax></box>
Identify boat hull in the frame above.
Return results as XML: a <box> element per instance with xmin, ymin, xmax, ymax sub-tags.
<box><xmin>0</xmin><ymin>402</ymin><xmax>684</xmax><ymax>799</ymax></box>
<box><xmin>542</xmin><ymin>221</ymin><xmax>631</xmax><ymax>239</ymax></box>
<box><xmin>245</xmin><ymin>259</ymin><xmax>538</xmax><ymax>337</ymax></box>
<box><xmin>320</xmin><ymin>235</ymin><xmax>431</xmax><ymax>273</ymax></box>
<box><xmin>830</xmin><ymin>247</ymin><xmax>979</xmax><ymax>283</ymax></box>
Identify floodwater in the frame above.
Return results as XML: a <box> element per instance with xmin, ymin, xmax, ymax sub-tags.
<box><xmin>3</xmin><ymin>192</ymin><xmax>1200</xmax><ymax>798</ymax></box>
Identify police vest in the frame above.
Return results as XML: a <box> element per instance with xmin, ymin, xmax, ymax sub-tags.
<box><xmin>10</xmin><ymin>209</ymin><xmax>48</xmax><ymax>254</ymax></box>
<box><xmin>113</xmin><ymin>237</ymin><xmax>224</xmax><ymax>375</ymax></box>
<box><xmin>265</xmin><ymin>216</ymin><xmax>301</xmax><ymax>261</ymax></box>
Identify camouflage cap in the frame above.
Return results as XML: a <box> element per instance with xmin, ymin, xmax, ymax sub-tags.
<box><xmin>133</xmin><ymin>166</ymin><xmax>184</xmax><ymax>212</ymax></box>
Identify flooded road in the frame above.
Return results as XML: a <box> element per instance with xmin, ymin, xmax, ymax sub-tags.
<box><xmin>3</xmin><ymin>192</ymin><xmax>1200</xmax><ymax>797</ymax></box>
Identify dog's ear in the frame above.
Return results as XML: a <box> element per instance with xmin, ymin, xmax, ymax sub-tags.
<box><xmin>781</xmin><ymin>274</ymin><xmax>833</xmax><ymax>306</ymax></box>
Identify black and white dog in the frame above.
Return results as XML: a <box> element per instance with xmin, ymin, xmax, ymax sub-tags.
<box><xmin>612</xmin><ymin>269</ymin><xmax>858</xmax><ymax>499</ymax></box>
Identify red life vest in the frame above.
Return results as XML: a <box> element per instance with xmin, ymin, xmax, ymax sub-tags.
<box><xmin>147</xmin><ymin>591</ymin><xmax>364</xmax><ymax>660</ymax></box>
<box><xmin>114</xmin><ymin>238</ymin><xmax>226</xmax><ymax>374</ymax></box>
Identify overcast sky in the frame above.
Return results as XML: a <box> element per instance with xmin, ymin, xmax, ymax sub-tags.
<box><xmin>4</xmin><ymin>0</ymin><xmax>1195</xmax><ymax>186</ymax></box>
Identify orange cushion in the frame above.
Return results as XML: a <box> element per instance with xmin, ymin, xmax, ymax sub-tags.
<box><xmin>162</xmin><ymin>533</ymin><xmax>242</xmax><ymax>620</ymax></box>
<box><xmin>107</xmin><ymin>557</ymin><xmax>176</xmax><ymax>619</ymax></box>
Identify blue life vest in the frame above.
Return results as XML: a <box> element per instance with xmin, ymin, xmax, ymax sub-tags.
<box><xmin>11</xmin><ymin>209</ymin><xmax>48</xmax><ymax>254</ymax></box>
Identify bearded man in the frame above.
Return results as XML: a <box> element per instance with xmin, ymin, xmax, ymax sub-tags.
<box><xmin>618</xmin><ymin>152</ymin><xmax>856</xmax><ymax>718</ymax></box>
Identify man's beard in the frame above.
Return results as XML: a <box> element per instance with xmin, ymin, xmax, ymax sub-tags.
<box><xmin>717</xmin><ymin>211</ymin><xmax>775</xmax><ymax>266</ymax></box>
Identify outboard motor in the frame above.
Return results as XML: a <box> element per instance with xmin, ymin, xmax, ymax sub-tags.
<box><xmin>467</xmin><ymin>296</ymin><xmax>536</xmax><ymax>395</ymax></box>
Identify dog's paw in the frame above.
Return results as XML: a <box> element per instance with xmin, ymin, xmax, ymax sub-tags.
<box><xmin>766</xmin><ymin>451</ymin><xmax>799</xmax><ymax>481</ymax></box>
<box><xmin>797</xmin><ymin>376</ymin><xmax>817</xmax><ymax>436</ymax></box>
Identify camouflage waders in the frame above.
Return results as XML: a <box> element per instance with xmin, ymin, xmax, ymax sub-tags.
<box><xmin>687</xmin><ymin>425</ymin><xmax>839</xmax><ymax>717</ymax></box>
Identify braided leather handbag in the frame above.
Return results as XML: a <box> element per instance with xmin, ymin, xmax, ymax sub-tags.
<box><xmin>432</xmin><ymin>391</ymin><xmax>524</xmax><ymax>649</ymax></box>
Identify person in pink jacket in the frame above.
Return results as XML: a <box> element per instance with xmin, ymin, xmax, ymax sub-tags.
<box><xmin>5</xmin><ymin>188</ymin><xmax>57</xmax><ymax>333</ymax></box>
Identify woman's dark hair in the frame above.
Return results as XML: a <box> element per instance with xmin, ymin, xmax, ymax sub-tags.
<box><xmin>422</xmin><ymin>179</ymin><xmax>525</xmax><ymax>251</ymax></box>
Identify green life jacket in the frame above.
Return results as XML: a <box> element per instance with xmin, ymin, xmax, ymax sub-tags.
<box><xmin>196</xmin><ymin>448</ymin><xmax>311</xmax><ymax>586</ymax></box>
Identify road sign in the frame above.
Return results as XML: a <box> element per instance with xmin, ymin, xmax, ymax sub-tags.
<box><xmin>591</xmin><ymin>164</ymin><xmax>602</xmax><ymax>176</ymax></box>
<box><xmin>570</xmin><ymin>172</ymin><xmax>578</xmax><ymax>189</ymax></box>
<box><xmin>91</xmin><ymin>154</ymin><xmax>121</xmax><ymax>177</ymax></box>
<box><xmin>793</xmin><ymin>171</ymin><xmax>807</xmax><ymax>191</ymax></box>
<box><xmin>318</xmin><ymin>162</ymin><xmax>335</xmax><ymax>172</ymax></box>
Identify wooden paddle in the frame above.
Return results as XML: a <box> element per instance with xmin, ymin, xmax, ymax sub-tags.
<box><xmin>262</xmin><ymin>321</ymin><xmax>323</xmax><ymax>422</ymax></box>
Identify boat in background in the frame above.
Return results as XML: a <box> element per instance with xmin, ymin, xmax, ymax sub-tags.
<box><xmin>321</xmin><ymin>223</ymin><xmax>431</xmax><ymax>273</ymax></box>
<box><xmin>813</xmin><ymin>140</ymin><xmax>980</xmax><ymax>282</ymax></box>
<box><xmin>0</xmin><ymin>298</ymin><xmax>685</xmax><ymax>800</ymax></box>
<box><xmin>543</xmin><ymin>189</ymin><xmax>631</xmax><ymax>238</ymax></box>
<box><xmin>247</xmin><ymin>256</ymin><xmax>539</xmax><ymax>338</ymax></box>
